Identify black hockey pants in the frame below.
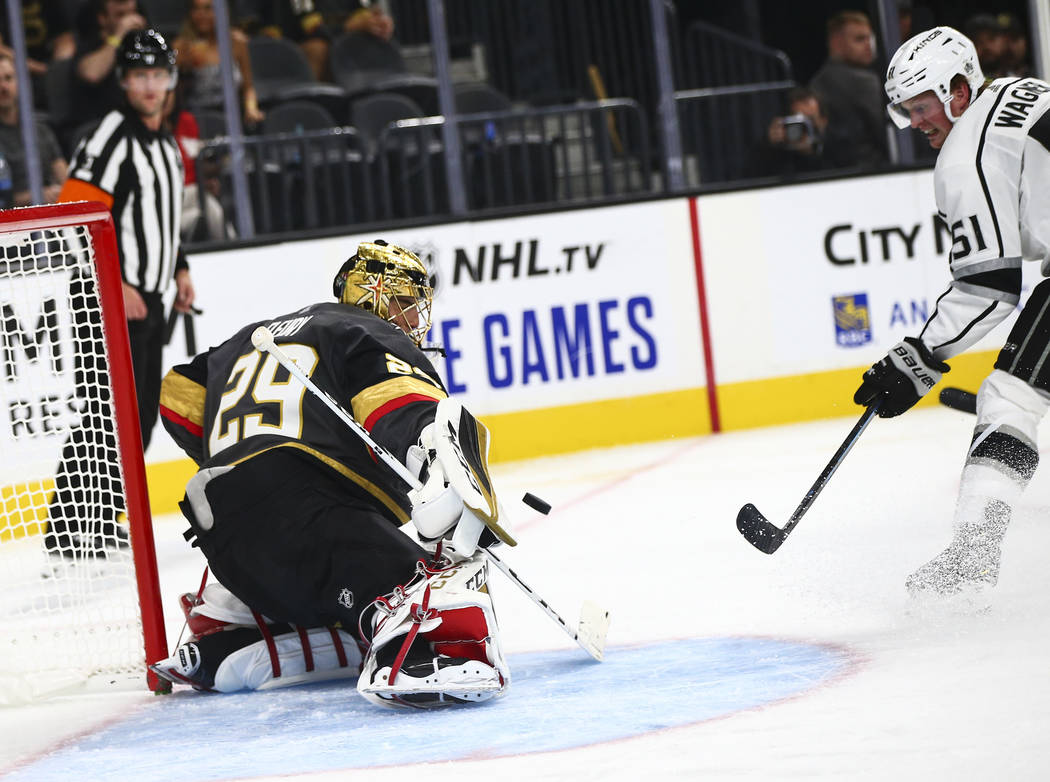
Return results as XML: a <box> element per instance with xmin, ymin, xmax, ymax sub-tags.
<box><xmin>181</xmin><ymin>447</ymin><xmax>427</xmax><ymax>635</ymax></box>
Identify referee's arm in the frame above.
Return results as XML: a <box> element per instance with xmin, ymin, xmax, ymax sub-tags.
<box><xmin>56</xmin><ymin>178</ymin><xmax>113</xmax><ymax>209</ymax></box>
<box><xmin>174</xmin><ymin>249</ymin><xmax>196</xmax><ymax>314</ymax></box>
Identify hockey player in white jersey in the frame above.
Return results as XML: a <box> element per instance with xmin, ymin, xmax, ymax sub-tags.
<box><xmin>853</xmin><ymin>27</ymin><xmax>1050</xmax><ymax>595</ymax></box>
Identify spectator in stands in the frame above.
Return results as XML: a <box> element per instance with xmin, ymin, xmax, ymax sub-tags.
<box><xmin>336</xmin><ymin>2</ymin><xmax>395</xmax><ymax>41</ymax></box>
<box><xmin>897</xmin><ymin>1</ymin><xmax>912</xmax><ymax>39</ymax></box>
<box><xmin>965</xmin><ymin>13</ymin><xmax>1009</xmax><ymax>78</ymax></box>
<box><xmin>750</xmin><ymin>87</ymin><xmax>854</xmax><ymax>178</ymax></box>
<box><xmin>175</xmin><ymin>0</ymin><xmax>264</xmax><ymax>125</ymax></box>
<box><xmin>71</xmin><ymin>0</ymin><xmax>150</xmax><ymax>126</ymax></box>
<box><xmin>998</xmin><ymin>13</ymin><xmax>1030</xmax><ymax>78</ymax></box>
<box><xmin>238</xmin><ymin>0</ymin><xmax>395</xmax><ymax>82</ymax></box>
<box><xmin>0</xmin><ymin>1</ymin><xmax>75</xmax><ymax>110</ymax></box>
<box><xmin>164</xmin><ymin>90</ymin><xmax>235</xmax><ymax>241</ymax></box>
<box><xmin>0</xmin><ymin>52</ymin><xmax>68</xmax><ymax>205</ymax></box>
<box><xmin>809</xmin><ymin>10</ymin><xmax>889</xmax><ymax>170</ymax></box>
<box><xmin>896</xmin><ymin>1</ymin><xmax>936</xmax><ymax>44</ymax></box>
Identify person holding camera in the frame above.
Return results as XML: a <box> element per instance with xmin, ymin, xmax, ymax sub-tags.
<box><xmin>809</xmin><ymin>10</ymin><xmax>889</xmax><ymax>170</ymax></box>
<box><xmin>751</xmin><ymin>87</ymin><xmax>853</xmax><ymax>177</ymax></box>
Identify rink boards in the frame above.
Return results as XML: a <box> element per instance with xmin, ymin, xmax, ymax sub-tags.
<box><xmin>4</xmin><ymin>169</ymin><xmax>1034</xmax><ymax>519</ymax></box>
<box><xmin>163</xmin><ymin>171</ymin><xmax>1028</xmax><ymax>436</ymax></box>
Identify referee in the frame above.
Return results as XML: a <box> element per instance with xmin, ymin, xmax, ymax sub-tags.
<box><xmin>59</xmin><ymin>27</ymin><xmax>195</xmax><ymax>449</ymax></box>
<box><xmin>46</xmin><ymin>29</ymin><xmax>195</xmax><ymax>557</ymax></box>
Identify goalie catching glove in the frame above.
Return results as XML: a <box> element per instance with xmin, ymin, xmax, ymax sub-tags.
<box><xmin>406</xmin><ymin>398</ymin><xmax>516</xmax><ymax>559</ymax></box>
<box><xmin>854</xmin><ymin>337</ymin><xmax>949</xmax><ymax>418</ymax></box>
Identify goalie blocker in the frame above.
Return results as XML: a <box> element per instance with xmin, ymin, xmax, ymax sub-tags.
<box><xmin>408</xmin><ymin>398</ymin><xmax>516</xmax><ymax>559</ymax></box>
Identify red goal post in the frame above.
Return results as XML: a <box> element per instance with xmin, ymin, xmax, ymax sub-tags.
<box><xmin>0</xmin><ymin>202</ymin><xmax>167</xmax><ymax>700</ymax></box>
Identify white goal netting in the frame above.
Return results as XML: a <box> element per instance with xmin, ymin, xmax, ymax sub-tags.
<box><xmin>0</xmin><ymin>221</ymin><xmax>148</xmax><ymax>703</ymax></box>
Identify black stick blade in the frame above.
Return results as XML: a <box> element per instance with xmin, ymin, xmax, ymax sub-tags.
<box><xmin>736</xmin><ymin>503</ymin><xmax>788</xmax><ymax>555</ymax></box>
<box><xmin>939</xmin><ymin>387</ymin><xmax>977</xmax><ymax>415</ymax></box>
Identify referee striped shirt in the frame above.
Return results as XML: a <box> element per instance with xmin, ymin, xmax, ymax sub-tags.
<box><xmin>61</xmin><ymin>107</ymin><xmax>187</xmax><ymax>295</ymax></box>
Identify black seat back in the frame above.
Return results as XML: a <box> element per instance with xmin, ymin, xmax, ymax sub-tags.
<box><xmin>262</xmin><ymin>101</ymin><xmax>338</xmax><ymax>135</ymax></box>
<box><xmin>350</xmin><ymin>92</ymin><xmax>424</xmax><ymax>147</ymax></box>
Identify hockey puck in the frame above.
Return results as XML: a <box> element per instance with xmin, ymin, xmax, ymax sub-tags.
<box><xmin>522</xmin><ymin>492</ymin><xmax>552</xmax><ymax>515</ymax></box>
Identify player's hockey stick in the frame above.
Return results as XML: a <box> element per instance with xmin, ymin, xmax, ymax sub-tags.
<box><xmin>736</xmin><ymin>400</ymin><xmax>881</xmax><ymax>554</ymax></box>
<box><xmin>939</xmin><ymin>387</ymin><xmax>977</xmax><ymax>414</ymax></box>
<box><xmin>251</xmin><ymin>326</ymin><xmax>609</xmax><ymax>661</ymax></box>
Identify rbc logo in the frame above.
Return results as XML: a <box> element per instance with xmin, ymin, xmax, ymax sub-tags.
<box><xmin>832</xmin><ymin>293</ymin><xmax>872</xmax><ymax>347</ymax></box>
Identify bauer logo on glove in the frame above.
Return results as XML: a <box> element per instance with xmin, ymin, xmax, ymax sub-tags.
<box><xmin>854</xmin><ymin>336</ymin><xmax>950</xmax><ymax>418</ymax></box>
<box><xmin>892</xmin><ymin>343</ymin><xmax>938</xmax><ymax>390</ymax></box>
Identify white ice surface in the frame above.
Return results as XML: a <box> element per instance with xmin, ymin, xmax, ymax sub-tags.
<box><xmin>4</xmin><ymin>406</ymin><xmax>1050</xmax><ymax>780</ymax></box>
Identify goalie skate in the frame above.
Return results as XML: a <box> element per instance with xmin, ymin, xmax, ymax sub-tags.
<box><xmin>150</xmin><ymin>641</ymin><xmax>210</xmax><ymax>691</ymax></box>
<box><xmin>360</xmin><ymin>654</ymin><xmax>504</xmax><ymax>706</ymax></box>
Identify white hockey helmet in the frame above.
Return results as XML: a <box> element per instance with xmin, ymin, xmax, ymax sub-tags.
<box><xmin>884</xmin><ymin>26</ymin><xmax>984</xmax><ymax>128</ymax></box>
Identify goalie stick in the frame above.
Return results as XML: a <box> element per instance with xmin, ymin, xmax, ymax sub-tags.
<box><xmin>251</xmin><ymin>326</ymin><xmax>609</xmax><ymax>661</ymax></box>
<box><xmin>736</xmin><ymin>401</ymin><xmax>881</xmax><ymax>554</ymax></box>
<box><xmin>939</xmin><ymin>387</ymin><xmax>977</xmax><ymax>415</ymax></box>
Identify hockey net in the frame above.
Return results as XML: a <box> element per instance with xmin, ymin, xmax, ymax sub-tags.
<box><xmin>0</xmin><ymin>203</ymin><xmax>166</xmax><ymax>703</ymax></box>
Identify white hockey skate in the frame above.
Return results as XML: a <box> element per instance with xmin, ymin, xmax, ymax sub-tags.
<box><xmin>906</xmin><ymin>501</ymin><xmax>1009</xmax><ymax>596</ymax></box>
<box><xmin>151</xmin><ymin>641</ymin><xmax>209</xmax><ymax>690</ymax></box>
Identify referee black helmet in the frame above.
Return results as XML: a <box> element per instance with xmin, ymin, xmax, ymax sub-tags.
<box><xmin>116</xmin><ymin>29</ymin><xmax>177</xmax><ymax>86</ymax></box>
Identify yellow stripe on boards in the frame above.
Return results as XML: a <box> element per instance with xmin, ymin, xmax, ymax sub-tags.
<box><xmin>139</xmin><ymin>388</ymin><xmax>717</xmax><ymax>514</ymax></box>
<box><xmin>481</xmin><ymin>388</ymin><xmax>714</xmax><ymax>462</ymax></box>
<box><xmin>145</xmin><ymin>458</ymin><xmax>198</xmax><ymax>517</ymax></box>
<box><xmin>0</xmin><ymin>480</ymin><xmax>53</xmax><ymax>542</ymax></box>
<box><xmin>14</xmin><ymin>350</ymin><xmax>994</xmax><ymax>525</ymax></box>
<box><xmin>717</xmin><ymin>350</ymin><xmax>995</xmax><ymax>431</ymax></box>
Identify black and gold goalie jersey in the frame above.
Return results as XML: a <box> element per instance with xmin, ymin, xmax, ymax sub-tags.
<box><xmin>159</xmin><ymin>302</ymin><xmax>447</xmax><ymax>525</ymax></box>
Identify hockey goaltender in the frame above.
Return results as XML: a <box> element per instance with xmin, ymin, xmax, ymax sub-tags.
<box><xmin>154</xmin><ymin>240</ymin><xmax>515</xmax><ymax>708</ymax></box>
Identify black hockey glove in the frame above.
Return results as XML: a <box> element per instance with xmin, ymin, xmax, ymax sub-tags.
<box><xmin>854</xmin><ymin>337</ymin><xmax>949</xmax><ymax>418</ymax></box>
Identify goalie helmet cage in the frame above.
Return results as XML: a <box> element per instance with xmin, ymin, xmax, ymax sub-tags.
<box><xmin>0</xmin><ymin>202</ymin><xmax>167</xmax><ymax>702</ymax></box>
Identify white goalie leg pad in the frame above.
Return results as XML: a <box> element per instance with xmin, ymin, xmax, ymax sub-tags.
<box><xmin>214</xmin><ymin>628</ymin><xmax>362</xmax><ymax>693</ymax></box>
<box><xmin>357</xmin><ymin>555</ymin><xmax>510</xmax><ymax>708</ymax></box>
<box><xmin>189</xmin><ymin>582</ymin><xmax>259</xmax><ymax>625</ymax></box>
<box><xmin>180</xmin><ymin>581</ymin><xmax>274</xmax><ymax>639</ymax></box>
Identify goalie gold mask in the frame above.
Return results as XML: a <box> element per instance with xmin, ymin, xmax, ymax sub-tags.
<box><xmin>332</xmin><ymin>240</ymin><xmax>433</xmax><ymax>346</ymax></box>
